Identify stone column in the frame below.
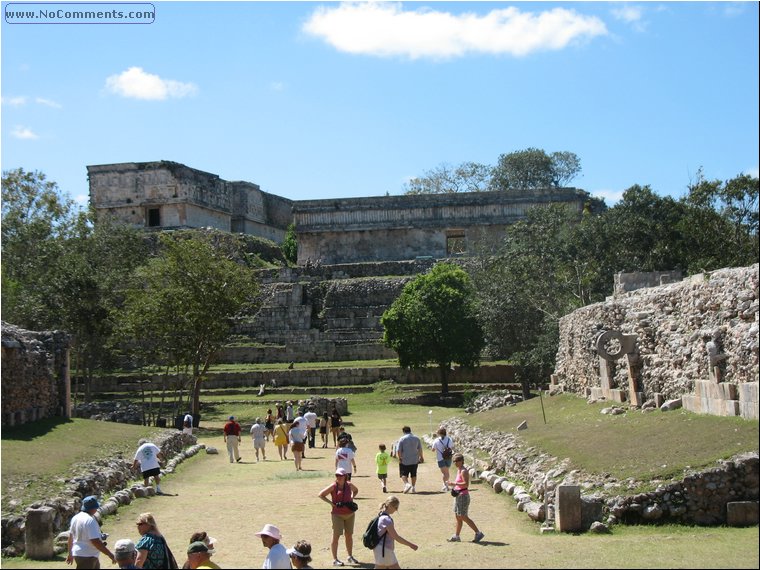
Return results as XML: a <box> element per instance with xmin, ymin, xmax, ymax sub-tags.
<box><xmin>25</xmin><ymin>506</ymin><xmax>56</xmax><ymax>560</ymax></box>
<box><xmin>555</xmin><ymin>485</ymin><xmax>582</xmax><ymax>532</ymax></box>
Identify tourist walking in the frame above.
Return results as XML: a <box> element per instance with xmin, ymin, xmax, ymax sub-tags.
<box><xmin>182</xmin><ymin>412</ymin><xmax>194</xmax><ymax>435</ymax></box>
<box><xmin>223</xmin><ymin>416</ymin><xmax>242</xmax><ymax>463</ymax></box>
<box><xmin>289</xmin><ymin>418</ymin><xmax>306</xmax><ymax>471</ymax></box>
<box><xmin>66</xmin><ymin>495</ymin><xmax>116</xmax><ymax>568</ymax></box>
<box><xmin>250</xmin><ymin>417</ymin><xmax>267</xmax><ymax>462</ymax></box>
<box><xmin>319</xmin><ymin>413</ymin><xmax>331</xmax><ymax>448</ymax></box>
<box><xmin>287</xmin><ymin>541</ymin><xmax>313</xmax><ymax>569</ymax></box>
<box><xmin>329</xmin><ymin>408</ymin><xmax>343</xmax><ymax>447</ymax></box>
<box><xmin>133</xmin><ymin>439</ymin><xmax>165</xmax><ymax>494</ymax></box>
<box><xmin>285</xmin><ymin>401</ymin><xmax>295</xmax><ymax>427</ymax></box>
<box><xmin>318</xmin><ymin>468</ymin><xmax>359</xmax><ymax>566</ymax></box>
<box><xmin>446</xmin><ymin>453</ymin><xmax>484</xmax><ymax>543</ymax></box>
<box><xmin>431</xmin><ymin>427</ymin><xmax>454</xmax><ymax>492</ymax></box>
<box><xmin>335</xmin><ymin>438</ymin><xmax>357</xmax><ymax>481</ymax></box>
<box><xmin>375</xmin><ymin>443</ymin><xmax>391</xmax><ymax>493</ymax></box>
<box><xmin>254</xmin><ymin>524</ymin><xmax>291</xmax><ymax>569</ymax></box>
<box><xmin>396</xmin><ymin>426</ymin><xmax>423</xmax><ymax>494</ymax></box>
<box><xmin>273</xmin><ymin>418</ymin><xmax>289</xmax><ymax>460</ymax></box>
<box><xmin>304</xmin><ymin>406</ymin><xmax>318</xmax><ymax>449</ymax></box>
<box><xmin>264</xmin><ymin>409</ymin><xmax>275</xmax><ymax>441</ymax></box>
<box><xmin>134</xmin><ymin>512</ymin><xmax>177</xmax><ymax>568</ymax></box>
<box><xmin>372</xmin><ymin>496</ymin><xmax>418</xmax><ymax>569</ymax></box>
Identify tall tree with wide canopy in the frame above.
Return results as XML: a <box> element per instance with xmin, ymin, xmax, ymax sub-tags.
<box><xmin>381</xmin><ymin>263</ymin><xmax>484</xmax><ymax>394</ymax></box>
<box><xmin>490</xmin><ymin>148</ymin><xmax>582</xmax><ymax>191</ymax></box>
<box><xmin>116</xmin><ymin>235</ymin><xmax>259</xmax><ymax>415</ymax></box>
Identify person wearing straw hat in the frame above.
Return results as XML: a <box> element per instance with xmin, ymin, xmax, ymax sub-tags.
<box><xmin>255</xmin><ymin>524</ymin><xmax>290</xmax><ymax>569</ymax></box>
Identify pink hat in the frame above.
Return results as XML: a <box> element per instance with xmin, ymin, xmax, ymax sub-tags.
<box><xmin>335</xmin><ymin>467</ymin><xmax>348</xmax><ymax>476</ymax></box>
<box><xmin>254</xmin><ymin>524</ymin><xmax>282</xmax><ymax>541</ymax></box>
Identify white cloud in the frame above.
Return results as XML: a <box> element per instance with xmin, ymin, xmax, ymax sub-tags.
<box><xmin>303</xmin><ymin>2</ymin><xmax>607</xmax><ymax>59</ymax></box>
<box><xmin>745</xmin><ymin>166</ymin><xmax>759</xmax><ymax>179</ymax></box>
<box><xmin>105</xmin><ymin>67</ymin><xmax>197</xmax><ymax>100</ymax></box>
<box><xmin>270</xmin><ymin>81</ymin><xmax>285</xmax><ymax>91</ymax></box>
<box><xmin>592</xmin><ymin>188</ymin><xmax>625</xmax><ymax>206</ymax></box>
<box><xmin>611</xmin><ymin>4</ymin><xmax>647</xmax><ymax>32</ymax></box>
<box><xmin>35</xmin><ymin>97</ymin><xmax>62</xmax><ymax>108</ymax></box>
<box><xmin>2</xmin><ymin>96</ymin><xmax>27</xmax><ymax>106</ymax></box>
<box><xmin>11</xmin><ymin>126</ymin><xmax>39</xmax><ymax>140</ymax></box>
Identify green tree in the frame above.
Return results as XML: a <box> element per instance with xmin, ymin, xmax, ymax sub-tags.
<box><xmin>116</xmin><ymin>235</ymin><xmax>259</xmax><ymax>415</ymax></box>
<box><xmin>490</xmin><ymin>148</ymin><xmax>581</xmax><ymax>191</ymax></box>
<box><xmin>680</xmin><ymin>170</ymin><xmax>758</xmax><ymax>271</ymax></box>
<box><xmin>381</xmin><ymin>263</ymin><xmax>484</xmax><ymax>394</ymax></box>
<box><xmin>471</xmin><ymin>204</ymin><xmax>609</xmax><ymax>395</ymax></box>
<box><xmin>1</xmin><ymin>168</ymin><xmax>77</xmax><ymax>327</ymax></box>
<box><xmin>282</xmin><ymin>223</ymin><xmax>298</xmax><ymax>265</ymax></box>
<box><xmin>54</xmin><ymin>212</ymin><xmax>150</xmax><ymax>403</ymax></box>
<box><xmin>404</xmin><ymin>162</ymin><xmax>492</xmax><ymax>194</ymax></box>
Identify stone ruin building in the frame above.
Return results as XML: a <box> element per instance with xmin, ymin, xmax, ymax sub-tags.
<box><xmin>87</xmin><ymin>160</ymin><xmax>593</xmax><ymax>265</ymax></box>
<box><xmin>552</xmin><ymin>264</ymin><xmax>759</xmax><ymax>420</ymax></box>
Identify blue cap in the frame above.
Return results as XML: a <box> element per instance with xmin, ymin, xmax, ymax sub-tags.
<box><xmin>81</xmin><ymin>496</ymin><xmax>100</xmax><ymax>511</ymax></box>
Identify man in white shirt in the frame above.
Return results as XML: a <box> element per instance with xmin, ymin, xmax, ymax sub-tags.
<box><xmin>132</xmin><ymin>439</ymin><xmax>165</xmax><ymax>494</ymax></box>
<box><xmin>335</xmin><ymin>439</ymin><xmax>357</xmax><ymax>480</ymax></box>
<box><xmin>66</xmin><ymin>495</ymin><xmax>115</xmax><ymax>568</ymax></box>
<box><xmin>250</xmin><ymin>417</ymin><xmax>267</xmax><ymax>462</ymax></box>
<box><xmin>182</xmin><ymin>412</ymin><xmax>194</xmax><ymax>435</ymax></box>
<box><xmin>255</xmin><ymin>524</ymin><xmax>290</xmax><ymax>569</ymax></box>
<box><xmin>303</xmin><ymin>407</ymin><xmax>318</xmax><ymax>449</ymax></box>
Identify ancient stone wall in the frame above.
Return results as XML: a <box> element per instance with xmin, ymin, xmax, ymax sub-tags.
<box><xmin>294</xmin><ymin>188</ymin><xmax>590</xmax><ymax>264</ymax></box>
<box><xmin>87</xmin><ymin>161</ymin><xmax>291</xmax><ymax>242</ymax></box>
<box><xmin>553</xmin><ymin>264</ymin><xmax>759</xmax><ymax>419</ymax></box>
<box><xmin>1</xmin><ymin>323</ymin><xmax>71</xmax><ymax>427</ymax></box>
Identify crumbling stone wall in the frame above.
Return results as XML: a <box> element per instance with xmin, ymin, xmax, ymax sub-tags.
<box><xmin>553</xmin><ymin>264</ymin><xmax>759</xmax><ymax>419</ymax></box>
<box><xmin>1</xmin><ymin>322</ymin><xmax>71</xmax><ymax>427</ymax></box>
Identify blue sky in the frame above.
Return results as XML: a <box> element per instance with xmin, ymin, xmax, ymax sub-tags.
<box><xmin>2</xmin><ymin>1</ymin><xmax>758</xmax><ymax>207</ymax></box>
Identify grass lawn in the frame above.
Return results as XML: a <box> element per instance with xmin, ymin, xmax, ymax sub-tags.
<box><xmin>1</xmin><ymin>418</ymin><xmax>162</xmax><ymax>517</ymax></box>
<box><xmin>468</xmin><ymin>393</ymin><xmax>759</xmax><ymax>486</ymax></box>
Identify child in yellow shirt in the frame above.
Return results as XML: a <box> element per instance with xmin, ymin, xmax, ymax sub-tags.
<box><xmin>375</xmin><ymin>443</ymin><xmax>391</xmax><ymax>493</ymax></box>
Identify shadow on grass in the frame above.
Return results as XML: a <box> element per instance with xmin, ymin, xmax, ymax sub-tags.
<box><xmin>0</xmin><ymin>417</ymin><xmax>74</xmax><ymax>441</ymax></box>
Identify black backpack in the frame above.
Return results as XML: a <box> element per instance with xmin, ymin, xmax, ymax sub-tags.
<box><xmin>362</xmin><ymin>513</ymin><xmax>388</xmax><ymax>554</ymax></box>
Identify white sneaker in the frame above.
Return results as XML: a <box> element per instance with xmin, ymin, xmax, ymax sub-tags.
<box><xmin>441</xmin><ymin>485</ymin><xmax>449</xmax><ymax>492</ymax></box>
<box><xmin>156</xmin><ymin>486</ymin><xmax>163</xmax><ymax>494</ymax></box>
<box><xmin>402</xmin><ymin>483</ymin><xmax>411</xmax><ymax>494</ymax></box>
<box><xmin>410</xmin><ymin>486</ymin><xmax>416</xmax><ymax>493</ymax></box>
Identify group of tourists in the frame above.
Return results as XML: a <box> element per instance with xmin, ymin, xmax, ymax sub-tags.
<box><xmin>67</xmin><ymin>421</ymin><xmax>483</xmax><ymax>569</ymax></box>
<box><xmin>221</xmin><ymin>404</ymin><xmax>347</xmax><ymax>470</ymax></box>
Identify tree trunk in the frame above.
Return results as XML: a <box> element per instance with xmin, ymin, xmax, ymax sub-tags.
<box><xmin>439</xmin><ymin>365</ymin><xmax>449</xmax><ymax>395</ymax></box>
<box><xmin>191</xmin><ymin>362</ymin><xmax>202</xmax><ymax>416</ymax></box>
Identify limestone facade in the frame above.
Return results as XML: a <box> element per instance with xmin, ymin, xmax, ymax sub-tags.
<box><xmin>87</xmin><ymin>161</ymin><xmax>592</xmax><ymax>265</ymax></box>
<box><xmin>552</xmin><ymin>264</ymin><xmax>759</xmax><ymax>420</ymax></box>
<box><xmin>87</xmin><ymin>161</ymin><xmax>292</xmax><ymax>242</ymax></box>
<box><xmin>1</xmin><ymin>323</ymin><xmax>71</xmax><ymax>427</ymax></box>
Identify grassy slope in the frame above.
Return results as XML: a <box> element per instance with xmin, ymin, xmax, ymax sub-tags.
<box><xmin>1</xmin><ymin>418</ymin><xmax>163</xmax><ymax>516</ymax></box>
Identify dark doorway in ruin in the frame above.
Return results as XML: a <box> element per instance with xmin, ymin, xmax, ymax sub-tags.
<box><xmin>147</xmin><ymin>207</ymin><xmax>161</xmax><ymax>227</ymax></box>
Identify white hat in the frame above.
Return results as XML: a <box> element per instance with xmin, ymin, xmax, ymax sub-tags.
<box><xmin>254</xmin><ymin>524</ymin><xmax>282</xmax><ymax>541</ymax></box>
<box><xmin>114</xmin><ymin>538</ymin><xmax>136</xmax><ymax>558</ymax></box>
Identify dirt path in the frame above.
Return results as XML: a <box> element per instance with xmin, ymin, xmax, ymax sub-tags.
<box><xmin>3</xmin><ymin>408</ymin><xmax>758</xmax><ymax>569</ymax></box>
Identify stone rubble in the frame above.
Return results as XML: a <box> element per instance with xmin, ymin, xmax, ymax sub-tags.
<box><xmin>435</xmin><ymin>412</ymin><xmax>758</xmax><ymax>530</ymax></box>
<box><xmin>1</xmin><ymin>431</ymin><xmax>200</xmax><ymax>557</ymax></box>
